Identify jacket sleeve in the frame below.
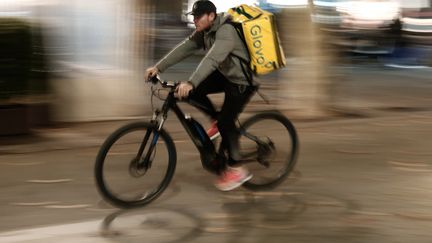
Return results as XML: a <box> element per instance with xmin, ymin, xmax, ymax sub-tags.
<box><xmin>155</xmin><ymin>31</ymin><xmax>203</xmax><ymax>72</ymax></box>
<box><xmin>189</xmin><ymin>25</ymin><xmax>236</xmax><ymax>87</ymax></box>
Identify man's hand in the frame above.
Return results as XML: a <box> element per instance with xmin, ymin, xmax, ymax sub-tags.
<box><xmin>176</xmin><ymin>82</ymin><xmax>194</xmax><ymax>99</ymax></box>
<box><xmin>145</xmin><ymin>66</ymin><xmax>159</xmax><ymax>81</ymax></box>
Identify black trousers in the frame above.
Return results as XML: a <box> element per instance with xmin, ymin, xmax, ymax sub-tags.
<box><xmin>188</xmin><ymin>70</ymin><xmax>255</xmax><ymax>166</ymax></box>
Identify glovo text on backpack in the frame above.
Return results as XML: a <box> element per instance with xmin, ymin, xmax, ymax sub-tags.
<box><xmin>228</xmin><ymin>4</ymin><xmax>286</xmax><ymax>76</ymax></box>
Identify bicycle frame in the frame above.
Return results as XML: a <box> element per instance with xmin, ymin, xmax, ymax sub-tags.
<box><xmin>147</xmin><ymin>86</ymin><xmax>225</xmax><ymax>174</ymax></box>
<box><xmin>139</xmin><ymin>78</ymin><xmax>268</xmax><ymax>174</ymax></box>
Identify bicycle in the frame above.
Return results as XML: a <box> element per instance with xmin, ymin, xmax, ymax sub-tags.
<box><xmin>95</xmin><ymin>75</ymin><xmax>299</xmax><ymax>208</ymax></box>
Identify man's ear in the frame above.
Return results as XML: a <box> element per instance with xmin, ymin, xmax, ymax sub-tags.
<box><xmin>210</xmin><ymin>12</ymin><xmax>216</xmax><ymax>21</ymax></box>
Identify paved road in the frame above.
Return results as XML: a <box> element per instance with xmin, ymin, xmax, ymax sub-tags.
<box><xmin>1</xmin><ymin>109</ymin><xmax>432</xmax><ymax>242</ymax></box>
<box><xmin>1</xmin><ymin>64</ymin><xmax>432</xmax><ymax>242</ymax></box>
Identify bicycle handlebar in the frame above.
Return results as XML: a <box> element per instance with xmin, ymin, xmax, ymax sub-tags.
<box><xmin>148</xmin><ymin>75</ymin><xmax>179</xmax><ymax>89</ymax></box>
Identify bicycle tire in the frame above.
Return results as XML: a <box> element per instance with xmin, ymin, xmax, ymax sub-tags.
<box><xmin>95</xmin><ymin>122</ymin><xmax>176</xmax><ymax>208</ymax></box>
<box><xmin>240</xmin><ymin>111</ymin><xmax>298</xmax><ymax>191</ymax></box>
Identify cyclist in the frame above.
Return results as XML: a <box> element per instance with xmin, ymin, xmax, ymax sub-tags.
<box><xmin>145</xmin><ymin>0</ymin><xmax>256</xmax><ymax>191</ymax></box>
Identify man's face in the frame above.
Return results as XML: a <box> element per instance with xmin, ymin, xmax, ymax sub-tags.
<box><xmin>193</xmin><ymin>13</ymin><xmax>215</xmax><ymax>32</ymax></box>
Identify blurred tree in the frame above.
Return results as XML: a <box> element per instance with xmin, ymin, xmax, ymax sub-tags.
<box><xmin>0</xmin><ymin>18</ymin><xmax>32</xmax><ymax>101</ymax></box>
<box><xmin>0</xmin><ymin>18</ymin><xmax>32</xmax><ymax>134</ymax></box>
<box><xmin>0</xmin><ymin>18</ymin><xmax>52</xmax><ymax>133</ymax></box>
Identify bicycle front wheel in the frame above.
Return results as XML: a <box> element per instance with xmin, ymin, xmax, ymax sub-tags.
<box><xmin>239</xmin><ymin>112</ymin><xmax>298</xmax><ymax>191</ymax></box>
<box><xmin>95</xmin><ymin>122</ymin><xmax>176</xmax><ymax>208</ymax></box>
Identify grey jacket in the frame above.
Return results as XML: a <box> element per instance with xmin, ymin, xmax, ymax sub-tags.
<box><xmin>155</xmin><ymin>13</ymin><xmax>252</xmax><ymax>87</ymax></box>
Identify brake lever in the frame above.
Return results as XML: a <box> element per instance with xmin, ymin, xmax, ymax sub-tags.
<box><xmin>147</xmin><ymin>74</ymin><xmax>179</xmax><ymax>89</ymax></box>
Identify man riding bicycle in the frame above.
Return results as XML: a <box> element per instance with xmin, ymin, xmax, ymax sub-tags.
<box><xmin>145</xmin><ymin>0</ymin><xmax>257</xmax><ymax>191</ymax></box>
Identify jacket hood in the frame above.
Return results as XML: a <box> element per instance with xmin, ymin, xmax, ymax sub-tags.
<box><xmin>206</xmin><ymin>13</ymin><xmax>231</xmax><ymax>33</ymax></box>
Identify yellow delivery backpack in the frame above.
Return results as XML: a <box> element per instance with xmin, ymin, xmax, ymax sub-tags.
<box><xmin>228</xmin><ymin>4</ymin><xmax>286</xmax><ymax>76</ymax></box>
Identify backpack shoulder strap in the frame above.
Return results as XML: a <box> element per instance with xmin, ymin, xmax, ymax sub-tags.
<box><xmin>224</xmin><ymin>20</ymin><xmax>254</xmax><ymax>85</ymax></box>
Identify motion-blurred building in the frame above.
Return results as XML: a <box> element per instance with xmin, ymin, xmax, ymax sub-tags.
<box><xmin>0</xmin><ymin>0</ymin><xmax>430</xmax><ymax>125</ymax></box>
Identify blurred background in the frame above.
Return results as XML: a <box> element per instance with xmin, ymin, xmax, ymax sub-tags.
<box><xmin>1</xmin><ymin>1</ymin><xmax>432</xmax><ymax>240</ymax></box>
<box><xmin>0</xmin><ymin>0</ymin><xmax>431</xmax><ymax>135</ymax></box>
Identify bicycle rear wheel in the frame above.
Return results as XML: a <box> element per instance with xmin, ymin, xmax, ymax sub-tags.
<box><xmin>239</xmin><ymin>111</ymin><xmax>298</xmax><ymax>190</ymax></box>
<box><xmin>95</xmin><ymin>122</ymin><xmax>176</xmax><ymax>208</ymax></box>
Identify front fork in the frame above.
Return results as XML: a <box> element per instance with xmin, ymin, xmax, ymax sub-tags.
<box><xmin>132</xmin><ymin>109</ymin><xmax>166</xmax><ymax>173</ymax></box>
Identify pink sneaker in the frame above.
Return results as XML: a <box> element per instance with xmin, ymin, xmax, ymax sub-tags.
<box><xmin>215</xmin><ymin>166</ymin><xmax>252</xmax><ymax>191</ymax></box>
<box><xmin>206</xmin><ymin>121</ymin><xmax>220</xmax><ymax>140</ymax></box>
